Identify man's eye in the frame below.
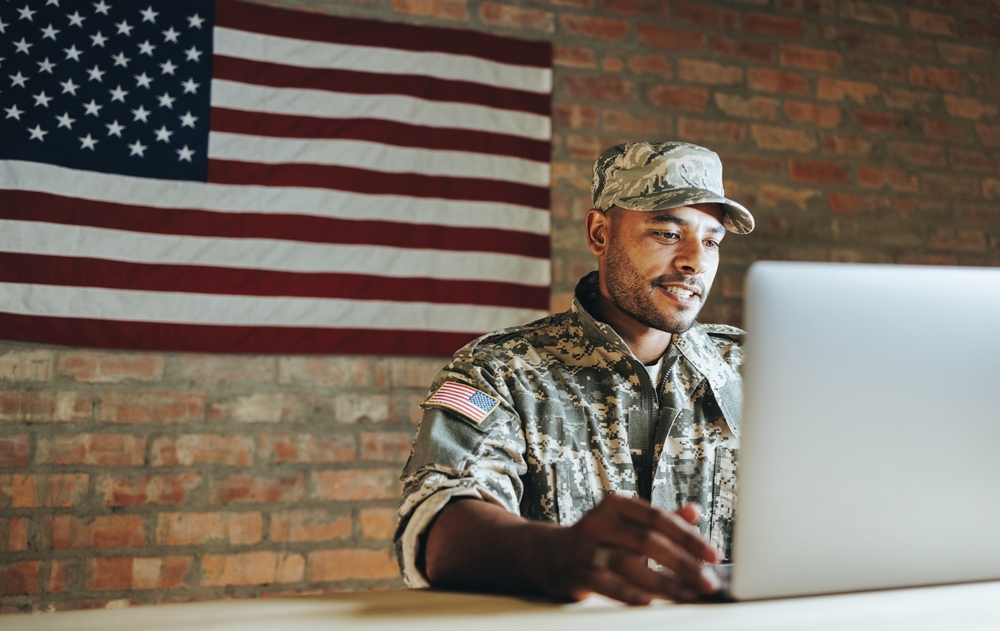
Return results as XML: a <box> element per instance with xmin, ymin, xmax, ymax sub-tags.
<box><xmin>656</xmin><ymin>232</ymin><xmax>680</xmax><ymax>240</ymax></box>
<box><xmin>704</xmin><ymin>239</ymin><xmax>720</xmax><ymax>249</ymax></box>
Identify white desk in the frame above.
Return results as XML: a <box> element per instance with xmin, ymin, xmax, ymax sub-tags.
<box><xmin>6</xmin><ymin>582</ymin><xmax>1000</xmax><ymax>631</ymax></box>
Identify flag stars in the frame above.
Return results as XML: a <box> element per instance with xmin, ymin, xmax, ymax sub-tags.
<box><xmin>179</xmin><ymin>111</ymin><xmax>197</xmax><ymax>128</ymax></box>
<box><xmin>128</xmin><ymin>139</ymin><xmax>147</xmax><ymax>156</ymax></box>
<box><xmin>134</xmin><ymin>72</ymin><xmax>152</xmax><ymax>88</ymax></box>
<box><xmin>154</xmin><ymin>125</ymin><xmax>172</xmax><ymax>143</ymax></box>
<box><xmin>18</xmin><ymin>5</ymin><xmax>37</xmax><ymax>22</ymax></box>
<box><xmin>183</xmin><ymin>46</ymin><xmax>202</xmax><ymax>63</ymax></box>
<box><xmin>29</xmin><ymin>125</ymin><xmax>48</xmax><ymax>141</ymax></box>
<box><xmin>93</xmin><ymin>1</ymin><xmax>112</xmax><ymax>16</ymax></box>
<box><xmin>33</xmin><ymin>91</ymin><xmax>53</xmax><ymax>108</ymax></box>
<box><xmin>56</xmin><ymin>111</ymin><xmax>75</xmax><ymax>129</ymax></box>
<box><xmin>79</xmin><ymin>133</ymin><xmax>98</xmax><ymax>150</ymax></box>
<box><xmin>5</xmin><ymin>104</ymin><xmax>25</xmax><ymax>120</ymax></box>
<box><xmin>14</xmin><ymin>38</ymin><xmax>33</xmax><ymax>55</ymax></box>
<box><xmin>116</xmin><ymin>20</ymin><xmax>133</xmax><ymax>36</ymax></box>
<box><xmin>37</xmin><ymin>57</ymin><xmax>56</xmax><ymax>74</ymax></box>
<box><xmin>67</xmin><ymin>11</ymin><xmax>85</xmax><ymax>27</ymax></box>
<box><xmin>160</xmin><ymin>59</ymin><xmax>176</xmax><ymax>75</ymax></box>
<box><xmin>109</xmin><ymin>84</ymin><xmax>128</xmax><ymax>102</ymax></box>
<box><xmin>86</xmin><ymin>65</ymin><xmax>105</xmax><ymax>82</ymax></box>
<box><xmin>187</xmin><ymin>14</ymin><xmax>204</xmax><ymax>29</ymax></box>
<box><xmin>40</xmin><ymin>24</ymin><xmax>60</xmax><ymax>40</ymax></box>
<box><xmin>162</xmin><ymin>26</ymin><xmax>180</xmax><ymax>43</ymax></box>
<box><xmin>83</xmin><ymin>99</ymin><xmax>102</xmax><ymax>116</ymax></box>
<box><xmin>140</xmin><ymin>6</ymin><xmax>158</xmax><ymax>23</ymax></box>
<box><xmin>157</xmin><ymin>92</ymin><xmax>175</xmax><ymax>109</ymax></box>
<box><xmin>176</xmin><ymin>145</ymin><xmax>194</xmax><ymax>162</ymax></box>
<box><xmin>64</xmin><ymin>45</ymin><xmax>82</xmax><ymax>61</ymax></box>
<box><xmin>131</xmin><ymin>104</ymin><xmax>150</xmax><ymax>122</ymax></box>
<box><xmin>10</xmin><ymin>71</ymin><xmax>29</xmax><ymax>88</ymax></box>
<box><xmin>47</xmin><ymin>0</ymin><xmax>62</xmax><ymax>6</ymax></box>
<box><xmin>112</xmin><ymin>52</ymin><xmax>130</xmax><ymax>67</ymax></box>
<box><xmin>181</xmin><ymin>78</ymin><xmax>199</xmax><ymax>94</ymax></box>
<box><xmin>90</xmin><ymin>31</ymin><xmax>108</xmax><ymax>47</ymax></box>
<box><xmin>138</xmin><ymin>39</ymin><xmax>155</xmax><ymax>56</ymax></box>
<box><xmin>0</xmin><ymin>18</ymin><xmax>8</xmax><ymax>35</ymax></box>
<box><xmin>106</xmin><ymin>119</ymin><xmax>124</xmax><ymax>137</ymax></box>
<box><xmin>59</xmin><ymin>77</ymin><xmax>79</xmax><ymax>94</ymax></box>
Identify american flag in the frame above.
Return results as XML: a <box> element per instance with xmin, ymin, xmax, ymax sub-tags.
<box><xmin>425</xmin><ymin>381</ymin><xmax>498</xmax><ymax>424</ymax></box>
<box><xmin>0</xmin><ymin>0</ymin><xmax>552</xmax><ymax>356</ymax></box>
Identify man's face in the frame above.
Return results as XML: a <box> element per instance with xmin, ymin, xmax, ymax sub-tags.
<box><xmin>598</xmin><ymin>204</ymin><xmax>725</xmax><ymax>334</ymax></box>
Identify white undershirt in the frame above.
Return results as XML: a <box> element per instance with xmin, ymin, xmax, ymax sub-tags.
<box><xmin>643</xmin><ymin>353</ymin><xmax>666</xmax><ymax>386</ymax></box>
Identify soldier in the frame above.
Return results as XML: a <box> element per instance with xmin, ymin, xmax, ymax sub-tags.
<box><xmin>395</xmin><ymin>141</ymin><xmax>754</xmax><ymax>604</ymax></box>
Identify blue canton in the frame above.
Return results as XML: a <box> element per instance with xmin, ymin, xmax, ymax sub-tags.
<box><xmin>0</xmin><ymin>0</ymin><xmax>213</xmax><ymax>180</ymax></box>
<box><xmin>468</xmin><ymin>391</ymin><xmax>495</xmax><ymax>412</ymax></box>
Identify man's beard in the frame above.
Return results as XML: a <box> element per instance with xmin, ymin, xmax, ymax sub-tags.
<box><xmin>604</xmin><ymin>239</ymin><xmax>707</xmax><ymax>334</ymax></box>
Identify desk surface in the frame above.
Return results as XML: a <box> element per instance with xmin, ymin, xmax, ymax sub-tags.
<box><xmin>7</xmin><ymin>582</ymin><xmax>1000</xmax><ymax>631</ymax></box>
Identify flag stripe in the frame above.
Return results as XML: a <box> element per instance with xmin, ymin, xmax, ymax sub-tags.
<box><xmin>207</xmin><ymin>133</ymin><xmax>549</xmax><ymax>187</ymax></box>
<box><xmin>0</xmin><ymin>282</ymin><xmax>547</xmax><ymax>331</ymax></box>
<box><xmin>210</xmin><ymin>108</ymin><xmax>549</xmax><ymax>162</ymax></box>
<box><xmin>0</xmin><ymin>313</ymin><xmax>477</xmax><ymax>356</ymax></box>
<box><xmin>211</xmin><ymin>80</ymin><xmax>550</xmax><ymax>141</ymax></box>
<box><xmin>215</xmin><ymin>0</ymin><xmax>552</xmax><ymax>74</ymax></box>
<box><xmin>0</xmin><ymin>192</ymin><xmax>549</xmax><ymax>258</ymax></box>
<box><xmin>1</xmin><ymin>161</ymin><xmax>550</xmax><ymax>234</ymax></box>
<box><xmin>207</xmin><ymin>160</ymin><xmax>550</xmax><ymax>209</ymax></box>
<box><xmin>0</xmin><ymin>220</ymin><xmax>550</xmax><ymax>285</ymax></box>
<box><xmin>213</xmin><ymin>55</ymin><xmax>550</xmax><ymax>115</ymax></box>
<box><xmin>0</xmin><ymin>253</ymin><xmax>550</xmax><ymax>309</ymax></box>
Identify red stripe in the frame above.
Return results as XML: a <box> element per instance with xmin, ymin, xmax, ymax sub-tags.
<box><xmin>213</xmin><ymin>56</ymin><xmax>550</xmax><ymax>117</ymax></box>
<box><xmin>0</xmin><ymin>253</ymin><xmax>550</xmax><ymax>310</ymax></box>
<box><xmin>209</xmin><ymin>108</ymin><xmax>549</xmax><ymax>163</ymax></box>
<box><xmin>0</xmin><ymin>191</ymin><xmax>550</xmax><ymax>258</ymax></box>
<box><xmin>215</xmin><ymin>0</ymin><xmax>551</xmax><ymax>70</ymax></box>
<box><xmin>206</xmin><ymin>160</ymin><xmax>551</xmax><ymax>210</ymax></box>
<box><xmin>0</xmin><ymin>312</ymin><xmax>473</xmax><ymax>356</ymax></box>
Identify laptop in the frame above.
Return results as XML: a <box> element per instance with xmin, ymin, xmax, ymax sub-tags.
<box><xmin>721</xmin><ymin>261</ymin><xmax>1000</xmax><ymax>601</ymax></box>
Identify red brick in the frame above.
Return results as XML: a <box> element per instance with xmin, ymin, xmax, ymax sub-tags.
<box><xmin>278</xmin><ymin>357</ymin><xmax>373</xmax><ymax>388</ymax></box>
<box><xmin>48</xmin><ymin>559</ymin><xmax>77</xmax><ymax>593</ymax></box>
<box><xmin>673</xmin><ymin>2</ymin><xmax>739</xmax><ymax>29</ymax></box>
<box><xmin>551</xmin><ymin>162</ymin><xmax>593</xmax><ymax>190</ymax></box>
<box><xmin>887</xmin><ymin>141</ymin><xmax>947</xmax><ymax>167</ymax></box>
<box><xmin>479</xmin><ymin>1</ymin><xmax>551</xmax><ymax>30</ymax></box>
<box><xmin>816</xmin><ymin>77</ymin><xmax>879</xmax><ymax>103</ymax></box>
<box><xmin>392</xmin><ymin>0</ymin><xmax>469</xmax><ymax>21</ymax></box>
<box><xmin>532</xmin><ymin>0</ymin><xmax>592</xmax><ymax>6</ymax></box>
<box><xmin>0</xmin><ymin>391</ymin><xmax>92</xmax><ymax>422</ymax></box>
<box><xmin>850</xmin><ymin>57</ymin><xmax>906</xmax><ymax>83</ymax></box>
<box><xmin>853</xmin><ymin>110</ymin><xmax>908</xmax><ymax>134</ymax></box>
<box><xmin>333</xmin><ymin>393</ymin><xmax>390</xmax><ymax>424</ymax></box>
<box><xmin>962</xmin><ymin>19</ymin><xmax>1000</xmax><ymax>43</ymax></box>
<box><xmin>943</xmin><ymin>95</ymin><xmax>998</xmax><ymax>121</ymax></box>
<box><xmin>258</xmin><ymin>433</ymin><xmax>356</xmax><ymax>464</ymax></box>
<box><xmin>135</xmin><ymin>556</ymin><xmax>191</xmax><ymax>589</ymax></box>
<box><xmin>52</xmin><ymin>515</ymin><xmax>147</xmax><ymax>549</ymax></box>
<box><xmin>648</xmin><ymin>85</ymin><xmax>707</xmax><ymax>112</ymax></box>
<box><xmin>779</xmin><ymin>45</ymin><xmax>842</xmax><ymax>73</ymax></box>
<box><xmin>209</xmin><ymin>472</ymin><xmax>306</xmax><ymax>504</ymax></box>
<box><xmin>872</xmin><ymin>35</ymin><xmax>935</xmax><ymax>61</ymax></box>
<box><xmin>602</xmin><ymin>109</ymin><xmax>672</xmax><ymax>134</ymax></box>
<box><xmin>175</xmin><ymin>355</ymin><xmax>274</xmax><ymax>383</ymax></box>
<box><xmin>951</xmin><ymin>149</ymin><xmax>1000</xmax><ymax>173</ymax></box>
<box><xmin>776</xmin><ymin>0</ymin><xmax>836</xmax><ymax>15</ymax></box>
<box><xmin>311</xmin><ymin>469</ymin><xmax>401</xmax><ymax>501</ymax></box>
<box><xmin>748</xmin><ymin>68</ymin><xmax>809</xmax><ymax>95</ymax></box>
<box><xmin>600</xmin><ymin>57</ymin><xmax>620</xmax><ymax>74</ymax></box>
<box><xmin>827</xmin><ymin>192</ymin><xmax>890</xmax><ymax>215</ymax></box>
<box><xmin>307</xmin><ymin>548</ymin><xmax>399</xmax><ymax>582</ymax></box>
<box><xmin>150</xmin><ymin>434</ymin><xmax>254</xmax><ymax>467</ymax></box>
<box><xmin>923</xmin><ymin>173</ymin><xmax>980</xmax><ymax>198</ymax></box>
<box><xmin>156</xmin><ymin>512</ymin><xmax>262</xmax><ymax>546</ymax></box>
<box><xmin>839</xmin><ymin>1</ymin><xmax>899</xmax><ymax>26</ymax></box>
<box><xmin>783</xmin><ymin>101</ymin><xmax>840</xmax><ymax>128</ymax></box>
<box><xmin>201</xmin><ymin>551</ymin><xmax>304</xmax><ymax>586</ymax></box>
<box><xmin>822</xmin><ymin>135</ymin><xmax>873</xmax><ymax>157</ymax></box>
<box><xmin>560</xmin><ymin>15</ymin><xmax>629</xmax><ymax>40</ymax></box>
<box><xmin>87</xmin><ymin>556</ymin><xmax>132</xmax><ymax>591</ymax></box>
<box><xmin>920</xmin><ymin>117</ymin><xmax>968</xmax><ymax>143</ymax></box>
<box><xmin>37</xmin><ymin>434</ymin><xmax>146</xmax><ymax>466</ymax></box>
<box><xmin>600</xmin><ymin>0</ymin><xmax>669</xmax><ymax>17</ymax></box>
<box><xmin>678</xmin><ymin>59</ymin><xmax>743</xmax><ymax>85</ymax></box>
<box><xmin>978</xmin><ymin>124</ymin><xmax>1000</xmax><ymax>147</ymax></box>
<box><xmin>883</xmin><ymin>88</ymin><xmax>935</xmax><ymax>112</ymax></box>
<box><xmin>360</xmin><ymin>508</ymin><xmax>397</xmax><ymax>541</ymax></box>
<box><xmin>928</xmin><ymin>228</ymin><xmax>988</xmax><ymax>252</ymax></box>
<box><xmin>751</xmin><ymin>125</ymin><xmax>817</xmax><ymax>152</ymax></box>
<box><xmin>566</xmin><ymin>134</ymin><xmax>608</xmax><ymax>160</ymax></box>
<box><xmin>711</xmin><ymin>35</ymin><xmax>775</xmax><ymax>63</ymax></box>
<box><xmin>563</xmin><ymin>74</ymin><xmax>630</xmax><ymax>102</ymax></box>
<box><xmin>909</xmin><ymin>65</ymin><xmax>964</xmax><ymax>91</ymax></box>
<box><xmin>97</xmin><ymin>473</ymin><xmax>202</xmax><ymax>506</ymax></box>
<box><xmin>0</xmin><ymin>349</ymin><xmax>53</xmax><ymax>381</ymax></box>
<box><xmin>759</xmin><ymin>184</ymin><xmax>821</xmax><ymax>210</ymax></box>
<box><xmin>360</xmin><ymin>432</ymin><xmax>413</xmax><ymax>463</ymax></box>
<box><xmin>58</xmin><ymin>351</ymin><xmax>164</xmax><ymax>383</ymax></box>
<box><xmin>0</xmin><ymin>435</ymin><xmax>29</xmax><ymax>467</ymax></box>
<box><xmin>209</xmin><ymin>393</ymin><xmax>320</xmax><ymax>424</ymax></box>
<box><xmin>2</xmin><ymin>561</ymin><xmax>40</xmax><ymax>596</ymax></box>
<box><xmin>789</xmin><ymin>159</ymin><xmax>850</xmax><ymax>185</ymax></box>
<box><xmin>938</xmin><ymin>43</ymin><xmax>991</xmax><ymax>65</ymax></box>
<box><xmin>636</xmin><ymin>24</ymin><xmax>706</xmax><ymax>51</ymax></box>
<box><xmin>100</xmin><ymin>391</ymin><xmax>205</xmax><ymax>424</ymax></box>
<box><xmin>718</xmin><ymin>153</ymin><xmax>785</xmax><ymax>174</ymax></box>
<box><xmin>858</xmin><ymin>166</ymin><xmax>919</xmax><ymax>193</ymax></box>
<box><xmin>984</xmin><ymin>178</ymin><xmax>1000</xmax><ymax>199</ymax></box>
<box><xmin>0</xmin><ymin>475</ymin><xmax>33</xmax><ymax>508</ymax></box>
<box><xmin>6</xmin><ymin>517</ymin><xmax>28</xmax><ymax>552</ymax></box>
<box><xmin>819</xmin><ymin>24</ymin><xmax>872</xmax><ymax>49</ymax></box>
<box><xmin>554</xmin><ymin>45</ymin><xmax>596</xmax><ymax>69</ymax></box>
<box><xmin>745</xmin><ymin>13</ymin><xmax>804</xmax><ymax>39</ymax></box>
<box><xmin>270</xmin><ymin>510</ymin><xmax>352</xmax><ymax>542</ymax></box>
<box><xmin>714</xmin><ymin>94</ymin><xmax>778</xmax><ymax>120</ymax></box>
<box><xmin>903</xmin><ymin>9</ymin><xmax>957</xmax><ymax>36</ymax></box>
<box><xmin>677</xmin><ymin>117</ymin><xmax>745</xmax><ymax>144</ymax></box>
<box><xmin>627</xmin><ymin>55</ymin><xmax>673</xmax><ymax>76</ymax></box>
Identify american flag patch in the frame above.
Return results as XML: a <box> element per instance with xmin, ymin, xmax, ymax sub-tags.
<box><xmin>425</xmin><ymin>381</ymin><xmax>499</xmax><ymax>424</ymax></box>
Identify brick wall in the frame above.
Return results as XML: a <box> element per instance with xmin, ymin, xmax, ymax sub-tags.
<box><xmin>3</xmin><ymin>0</ymin><xmax>999</xmax><ymax>614</ymax></box>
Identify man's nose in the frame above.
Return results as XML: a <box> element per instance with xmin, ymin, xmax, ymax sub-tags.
<box><xmin>674</xmin><ymin>238</ymin><xmax>708</xmax><ymax>275</ymax></box>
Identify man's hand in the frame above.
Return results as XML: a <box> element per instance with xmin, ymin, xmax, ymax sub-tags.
<box><xmin>423</xmin><ymin>495</ymin><xmax>720</xmax><ymax>605</ymax></box>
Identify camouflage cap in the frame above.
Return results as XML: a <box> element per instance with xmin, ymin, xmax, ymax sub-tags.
<box><xmin>592</xmin><ymin>141</ymin><xmax>754</xmax><ymax>234</ymax></box>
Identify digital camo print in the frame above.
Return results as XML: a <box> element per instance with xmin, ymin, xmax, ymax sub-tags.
<box><xmin>591</xmin><ymin>141</ymin><xmax>755</xmax><ymax>235</ymax></box>
<box><xmin>395</xmin><ymin>272</ymin><xmax>745</xmax><ymax>587</ymax></box>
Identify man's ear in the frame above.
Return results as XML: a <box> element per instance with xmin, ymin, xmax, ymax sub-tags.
<box><xmin>586</xmin><ymin>208</ymin><xmax>610</xmax><ymax>257</ymax></box>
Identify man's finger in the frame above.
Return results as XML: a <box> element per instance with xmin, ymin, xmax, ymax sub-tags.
<box><xmin>608</xmin><ymin>552</ymin><xmax>703</xmax><ymax>603</ymax></box>
<box><xmin>599</xmin><ymin>496</ymin><xmax>717</xmax><ymax>563</ymax></box>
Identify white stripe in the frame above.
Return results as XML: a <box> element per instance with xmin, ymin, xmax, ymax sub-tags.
<box><xmin>0</xmin><ymin>220</ymin><xmax>550</xmax><ymax>286</ymax></box>
<box><xmin>208</xmin><ymin>133</ymin><xmax>549</xmax><ymax>187</ymax></box>
<box><xmin>214</xmin><ymin>26</ymin><xmax>552</xmax><ymax>95</ymax></box>
<box><xmin>0</xmin><ymin>161</ymin><xmax>550</xmax><ymax>235</ymax></box>
<box><xmin>0</xmin><ymin>283</ymin><xmax>547</xmax><ymax>332</ymax></box>
<box><xmin>211</xmin><ymin>80</ymin><xmax>551</xmax><ymax>142</ymax></box>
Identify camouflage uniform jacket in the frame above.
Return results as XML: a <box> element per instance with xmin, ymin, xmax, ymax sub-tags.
<box><xmin>395</xmin><ymin>272</ymin><xmax>745</xmax><ymax>587</ymax></box>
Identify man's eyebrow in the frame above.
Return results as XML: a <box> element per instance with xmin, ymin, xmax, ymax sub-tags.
<box><xmin>645</xmin><ymin>213</ymin><xmax>726</xmax><ymax>235</ymax></box>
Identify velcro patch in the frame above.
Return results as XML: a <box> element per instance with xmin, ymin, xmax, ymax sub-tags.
<box><xmin>425</xmin><ymin>381</ymin><xmax>499</xmax><ymax>424</ymax></box>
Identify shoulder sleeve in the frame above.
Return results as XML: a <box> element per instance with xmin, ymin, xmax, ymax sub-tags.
<box><xmin>700</xmin><ymin>323</ymin><xmax>746</xmax><ymax>375</ymax></box>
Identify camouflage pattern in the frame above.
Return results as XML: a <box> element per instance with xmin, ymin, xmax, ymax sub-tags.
<box><xmin>395</xmin><ymin>272</ymin><xmax>745</xmax><ymax>587</ymax></box>
<box><xmin>592</xmin><ymin>141</ymin><xmax>755</xmax><ymax>235</ymax></box>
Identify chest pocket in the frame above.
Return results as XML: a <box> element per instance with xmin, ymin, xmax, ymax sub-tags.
<box><xmin>553</xmin><ymin>459</ymin><xmax>595</xmax><ymax>525</ymax></box>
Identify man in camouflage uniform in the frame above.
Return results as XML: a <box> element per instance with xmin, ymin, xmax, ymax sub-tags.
<box><xmin>396</xmin><ymin>141</ymin><xmax>754</xmax><ymax>604</ymax></box>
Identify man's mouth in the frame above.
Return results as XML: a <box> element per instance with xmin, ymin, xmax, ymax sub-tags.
<box><xmin>661</xmin><ymin>285</ymin><xmax>697</xmax><ymax>299</ymax></box>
